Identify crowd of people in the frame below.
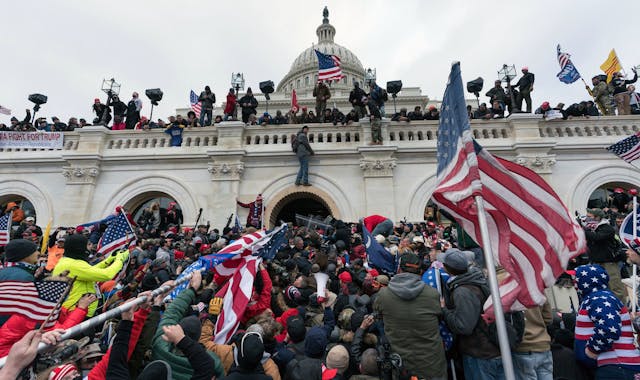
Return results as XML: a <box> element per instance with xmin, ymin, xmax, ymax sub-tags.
<box><xmin>1</xmin><ymin>187</ymin><xmax>640</xmax><ymax>380</ymax></box>
<box><xmin>2</xmin><ymin>65</ymin><xmax>640</xmax><ymax>135</ymax></box>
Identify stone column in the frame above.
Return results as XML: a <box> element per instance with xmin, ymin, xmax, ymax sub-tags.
<box><xmin>509</xmin><ymin>113</ymin><xmax>557</xmax><ymax>182</ymax></box>
<box><xmin>358</xmin><ymin>146</ymin><xmax>397</xmax><ymax>220</ymax></box>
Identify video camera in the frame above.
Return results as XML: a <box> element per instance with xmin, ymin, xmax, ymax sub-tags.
<box><xmin>376</xmin><ymin>336</ymin><xmax>410</xmax><ymax>380</ymax></box>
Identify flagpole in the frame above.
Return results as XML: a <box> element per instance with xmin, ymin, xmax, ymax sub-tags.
<box><xmin>633</xmin><ymin>196</ymin><xmax>638</xmax><ymax>317</ymax></box>
<box><xmin>474</xmin><ymin>195</ymin><xmax>516</xmax><ymax>380</ymax></box>
<box><xmin>38</xmin><ymin>277</ymin><xmax>77</xmax><ymax>333</ymax></box>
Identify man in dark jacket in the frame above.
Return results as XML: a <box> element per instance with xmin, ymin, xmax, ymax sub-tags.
<box><xmin>295</xmin><ymin>126</ymin><xmax>314</xmax><ymax>186</ymax></box>
<box><xmin>238</xmin><ymin>88</ymin><xmax>258</xmax><ymax>124</ymax></box>
<box><xmin>349</xmin><ymin>82</ymin><xmax>368</xmax><ymax>119</ymax></box>
<box><xmin>125</xmin><ymin>92</ymin><xmax>142</xmax><ymax>130</ymax></box>
<box><xmin>313</xmin><ymin>82</ymin><xmax>331</xmax><ymax>122</ymax></box>
<box><xmin>610</xmin><ymin>68</ymin><xmax>638</xmax><ymax>115</ymax></box>
<box><xmin>198</xmin><ymin>86</ymin><xmax>216</xmax><ymax>126</ymax></box>
<box><xmin>512</xmin><ymin>67</ymin><xmax>535</xmax><ymax>112</ymax></box>
<box><xmin>221</xmin><ymin>332</ymin><xmax>271</xmax><ymax>380</ymax></box>
<box><xmin>485</xmin><ymin>80</ymin><xmax>507</xmax><ymax>109</ymax></box>
<box><xmin>441</xmin><ymin>248</ymin><xmax>504</xmax><ymax>379</ymax></box>
<box><xmin>583</xmin><ymin>208</ymin><xmax>625</xmax><ymax>301</ymax></box>
<box><xmin>110</xmin><ymin>95</ymin><xmax>127</xmax><ymax>120</ymax></box>
<box><xmin>374</xmin><ymin>253</ymin><xmax>446</xmax><ymax>379</ymax></box>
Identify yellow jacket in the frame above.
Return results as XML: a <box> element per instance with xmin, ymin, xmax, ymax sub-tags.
<box><xmin>52</xmin><ymin>251</ymin><xmax>128</xmax><ymax>316</ymax></box>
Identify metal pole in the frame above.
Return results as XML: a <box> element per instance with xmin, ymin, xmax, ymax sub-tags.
<box><xmin>0</xmin><ymin>271</ymin><xmax>197</xmax><ymax>369</ymax></box>
<box><xmin>633</xmin><ymin>196</ymin><xmax>638</xmax><ymax>316</ymax></box>
<box><xmin>474</xmin><ymin>195</ymin><xmax>516</xmax><ymax>380</ymax></box>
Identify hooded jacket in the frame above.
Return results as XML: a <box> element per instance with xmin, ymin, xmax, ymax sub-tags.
<box><xmin>374</xmin><ymin>272</ymin><xmax>446</xmax><ymax>378</ymax></box>
<box><xmin>442</xmin><ymin>268</ymin><xmax>500</xmax><ymax>359</ymax></box>
<box><xmin>574</xmin><ymin>264</ymin><xmax>640</xmax><ymax>369</ymax></box>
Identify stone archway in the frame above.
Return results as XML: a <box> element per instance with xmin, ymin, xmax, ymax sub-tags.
<box><xmin>265</xmin><ymin>186</ymin><xmax>341</xmax><ymax>228</ymax></box>
<box><xmin>0</xmin><ymin>180</ymin><xmax>53</xmax><ymax>224</ymax></box>
<box><xmin>124</xmin><ymin>191</ymin><xmax>182</xmax><ymax>223</ymax></box>
<box><xmin>569</xmin><ymin>164</ymin><xmax>640</xmax><ymax>213</ymax></box>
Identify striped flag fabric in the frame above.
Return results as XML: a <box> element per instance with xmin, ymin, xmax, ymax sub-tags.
<box><xmin>0</xmin><ymin>280</ymin><xmax>69</xmax><ymax>328</ymax></box>
<box><xmin>606</xmin><ymin>132</ymin><xmax>640</xmax><ymax>164</ymax></box>
<box><xmin>190</xmin><ymin>90</ymin><xmax>202</xmax><ymax>118</ymax></box>
<box><xmin>0</xmin><ymin>212</ymin><xmax>11</xmax><ymax>246</ymax></box>
<box><xmin>213</xmin><ymin>255</ymin><xmax>260</xmax><ymax>344</ymax></box>
<box><xmin>432</xmin><ymin>62</ymin><xmax>586</xmax><ymax>312</ymax></box>
<box><xmin>315</xmin><ymin>49</ymin><xmax>344</xmax><ymax>82</ymax></box>
<box><xmin>0</xmin><ymin>106</ymin><xmax>11</xmax><ymax>115</ymax></box>
<box><xmin>556</xmin><ymin>45</ymin><xmax>581</xmax><ymax>84</ymax></box>
<box><xmin>97</xmin><ymin>211</ymin><xmax>135</xmax><ymax>256</ymax></box>
<box><xmin>600</xmin><ymin>49</ymin><xmax>622</xmax><ymax>83</ymax></box>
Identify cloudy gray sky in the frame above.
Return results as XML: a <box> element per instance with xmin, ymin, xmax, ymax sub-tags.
<box><xmin>2</xmin><ymin>0</ymin><xmax>639</xmax><ymax>124</ymax></box>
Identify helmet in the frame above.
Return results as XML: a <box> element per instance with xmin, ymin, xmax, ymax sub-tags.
<box><xmin>614</xmin><ymin>187</ymin><xmax>624</xmax><ymax>194</ymax></box>
<box><xmin>629</xmin><ymin>188</ymin><xmax>638</xmax><ymax>196</ymax></box>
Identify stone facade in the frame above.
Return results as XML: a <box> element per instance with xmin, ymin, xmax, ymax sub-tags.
<box><xmin>2</xmin><ymin>115</ymin><xmax>640</xmax><ymax>228</ymax></box>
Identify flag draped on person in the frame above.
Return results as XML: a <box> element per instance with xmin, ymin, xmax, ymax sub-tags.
<box><xmin>606</xmin><ymin>132</ymin><xmax>640</xmax><ymax>165</ymax></box>
<box><xmin>190</xmin><ymin>90</ymin><xmax>202</xmax><ymax>118</ymax></box>
<box><xmin>97</xmin><ymin>210</ymin><xmax>136</xmax><ymax>257</ymax></box>
<box><xmin>362</xmin><ymin>225</ymin><xmax>396</xmax><ymax>274</ymax></box>
<box><xmin>314</xmin><ymin>50</ymin><xmax>344</xmax><ymax>82</ymax></box>
<box><xmin>291</xmin><ymin>89</ymin><xmax>299</xmax><ymax>113</ymax></box>
<box><xmin>556</xmin><ymin>45</ymin><xmax>581</xmax><ymax>84</ymax></box>
<box><xmin>432</xmin><ymin>62</ymin><xmax>586</xmax><ymax>312</ymax></box>
<box><xmin>0</xmin><ymin>280</ymin><xmax>69</xmax><ymax>328</ymax></box>
<box><xmin>600</xmin><ymin>49</ymin><xmax>622</xmax><ymax>83</ymax></box>
<box><xmin>167</xmin><ymin>225</ymin><xmax>288</xmax><ymax>301</ymax></box>
<box><xmin>0</xmin><ymin>212</ymin><xmax>11</xmax><ymax>246</ymax></box>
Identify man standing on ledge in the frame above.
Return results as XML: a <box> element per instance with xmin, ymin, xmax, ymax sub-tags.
<box><xmin>313</xmin><ymin>81</ymin><xmax>331</xmax><ymax>122</ymax></box>
<box><xmin>294</xmin><ymin>126</ymin><xmax>314</xmax><ymax>186</ymax></box>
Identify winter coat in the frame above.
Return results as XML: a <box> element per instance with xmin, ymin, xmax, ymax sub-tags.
<box><xmin>296</xmin><ymin>131</ymin><xmax>313</xmax><ymax>158</ymax></box>
<box><xmin>610</xmin><ymin>72</ymin><xmax>637</xmax><ymax>95</ymax></box>
<box><xmin>442</xmin><ymin>268</ymin><xmax>501</xmax><ymax>359</ymax></box>
<box><xmin>52</xmin><ymin>252</ymin><xmax>128</xmax><ymax>316</ymax></box>
<box><xmin>574</xmin><ymin>264</ymin><xmax>640</xmax><ymax>370</ymax></box>
<box><xmin>584</xmin><ymin>220</ymin><xmax>617</xmax><ymax>263</ymax></box>
<box><xmin>241</xmin><ymin>269</ymin><xmax>273</xmax><ymax>324</ymax></box>
<box><xmin>237</xmin><ymin>199</ymin><xmax>264</xmax><ymax>228</ymax></box>
<box><xmin>313</xmin><ymin>84</ymin><xmax>331</xmax><ymax>104</ymax></box>
<box><xmin>592</xmin><ymin>82</ymin><xmax>611</xmax><ymax>105</ymax></box>
<box><xmin>485</xmin><ymin>86</ymin><xmax>507</xmax><ymax>103</ymax></box>
<box><xmin>152</xmin><ymin>288</ymin><xmax>224</xmax><ymax>380</ymax></box>
<box><xmin>198</xmin><ymin>91</ymin><xmax>216</xmax><ymax>110</ymax></box>
<box><xmin>239</xmin><ymin>95</ymin><xmax>258</xmax><ymax>115</ymax></box>
<box><xmin>225</xmin><ymin>94</ymin><xmax>237</xmax><ymax>114</ymax></box>
<box><xmin>349</xmin><ymin>87</ymin><xmax>367</xmax><ymax>107</ymax></box>
<box><xmin>513</xmin><ymin>72</ymin><xmax>535</xmax><ymax>93</ymax></box>
<box><xmin>374</xmin><ymin>272</ymin><xmax>447</xmax><ymax>378</ymax></box>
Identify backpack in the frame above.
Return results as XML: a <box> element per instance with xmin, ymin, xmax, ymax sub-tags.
<box><xmin>485</xmin><ymin>311</ymin><xmax>525</xmax><ymax>351</ymax></box>
<box><xmin>291</xmin><ymin>133</ymin><xmax>299</xmax><ymax>153</ymax></box>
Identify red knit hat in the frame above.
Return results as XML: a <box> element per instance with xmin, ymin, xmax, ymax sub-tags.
<box><xmin>338</xmin><ymin>271</ymin><xmax>352</xmax><ymax>283</ymax></box>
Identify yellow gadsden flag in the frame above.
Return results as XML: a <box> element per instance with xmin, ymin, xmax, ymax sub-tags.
<box><xmin>40</xmin><ymin>219</ymin><xmax>52</xmax><ymax>254</ymax></box>
<box><xmin>600</xmin><ymin>49</ymin><xmax>622</xmax><ymax>82</ymax></box>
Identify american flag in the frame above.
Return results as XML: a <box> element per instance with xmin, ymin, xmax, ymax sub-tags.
<box><xmin>0</xmin><ymin>106</ymin><xmax>11</xmax><ymax>115</ymax></box>
<box><xmin>0</xmin><ymin>280</ymin><xmax>69</xmax><ymax>328</ymax></box>
<box><xmin>432</xmin><ymin>62</ymin><xmax>586</xmax><ymax>312</ymax></box>
<box><xmin>619</xmin><ymin>207</ymin><xmax>640</xmax><ymax>245</ymax></box>
<box><xmin>606</xmin><ymin>132</ymin><xmax>640</xmax><ymax>164</ymax></box>
<box><xmin>556</xmin><ymin>44</ymin><xmax>581</xmax><ymax>84</ymax></box>
<box><xmin>0</xmin><ymin>212</ymin><xmax>11</xmax><ymax>246</ymax></box>
<box><xmin>97</xmin><ymin>211</ymin><xmax>135</xmax><ymax>256</ymax></box>
<box><xmin>315</xmin><ymin>49</ymin><xmax>344</xmax><ymax>82</ymax></box>
<box><xmin>190</xmin><ymin>90</ymin><xmax>202</xmax><ymax>118</ymax></box>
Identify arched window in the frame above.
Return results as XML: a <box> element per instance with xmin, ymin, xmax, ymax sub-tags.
<box><xmin>126</xmin><ymin>192</ymin><xmax>184</xmax><ymax>230</ymax></box>
<box><xmin>296</xmin><ymin>79</ymin><xmax>301</xmax><ymax>89</ymax></box>
<box><xmin>305</xmin><ymin>76</ymin><xmax>310</xmax><ymax>86</ymax></box>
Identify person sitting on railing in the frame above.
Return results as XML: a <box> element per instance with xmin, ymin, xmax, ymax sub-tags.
<box><xmin>322</xmin><ymin>109</ymin><xmax>334</xmax><ymax>124</ymax></box>
<box><xmin>273</xmin><ymin>110</ymin><xmax>287</xmax><ymax>125</ymax></box>
<box><xmin>307</xmin><ymin>110</ymin><xmax>318</xmax><ymax>123</ymax></box>
<box><xmin>391</xmin><ymin>107</ymin><xmax>409</xmax><ymax>122</ymax></box>
<box><xmin>112</xmin><ymin>115</ymin><xmax>126</xmax><ymax>130</ymax></box>
<box><xmin>79</xmin><ymin>118</ymin><xmax>91</xmax><ymax>127</ymax></box>
<box><xmin>134</xmin><ymin>117</ymin><xmax>150</xmax><ymax>130</ymax></box>
<box><xmin>408</xmin><ymin>106</ymin><xmax>423</xmax><ymax>121</ymax></box>
<box><xmin>287</xmin><ymin>109</ymin><xmax>300</xmax><ymax>124</ymax></box>
<box><xmin>51</xmin><ymin>117</ymin><xmax>68</xmax><ymax>132</ymax></box>
<box><xmin>331</xmin><ymin>108</ymin><xmax>346</xmax><ymax>126</ymax></box>
<box><xmin>186</xmin><ymin>111</ymin><xmax>201</xmax><ymax>128</ymax></box>
<box><xmin>68</xmin><ymin>118</ymin><xmax>80</xmax><ymax>131</ymax></box>
<box><xmin>35</xmin><ymin>117</ymin><xmax>51</xmax><ymax>132</ymax></box>
<box><xmin>300</xmin><ymin>107</ymin><xmax>314</xmax><ymax>124</ymax></box>
<box><xmin>248</xmin><ymin>113</ymin><xmax>259</xmax><ymax>126</ymax></box>
<box><xmin>585</xmin><ymin>101</ymin><xmax>599</xmax><ymax>116</ymax></box>
<box><xmin>564</xmin><ymin>102</ymin><xmax>589</xmax><ymax>119</ymax></box>
<box><xmin>345</xmin><ymin>109</ymin><xmax>359</xmax><ymax>125</ymax></box>
<box><xmin>487</xmin><ymin>100</ymin><xmax>504</xmax><ymax>119</ymax></box>
<box><xmin>424</xmin><ymin>105</ymin><xmax>440</xmax><ymax>120</ymax></box>
<box><xmin>259</xmin><ymin>112</ymin><xmax>272</xmax><ymax>126</ymax></box>
<box><xmin>534</xmin><ymin>101</ymin><xmax>551</xmax><ymax>115</ymax></box>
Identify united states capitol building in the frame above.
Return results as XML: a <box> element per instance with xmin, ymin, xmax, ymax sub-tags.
<box><xmin>1</xmin><ymin>8</ymin><xmax>639</xmax><ymax>232</ymax></box>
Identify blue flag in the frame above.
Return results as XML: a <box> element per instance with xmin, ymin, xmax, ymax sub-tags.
<box><xmin>556</xmin><ymin>45</ymin><xmax>581</xmax><ymax>84</ymax></box>
<box><xmin>362</xmin><ymin>226</ymin><xmax>396</xmax><ymax>274</ymax></box>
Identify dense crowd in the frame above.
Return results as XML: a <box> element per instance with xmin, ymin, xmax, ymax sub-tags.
<box><xmin>1</xmin><ymin>188</ymin><xmax>640</xmax><ymax>380</ymax></box>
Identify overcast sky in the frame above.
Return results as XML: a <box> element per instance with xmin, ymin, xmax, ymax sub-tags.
<box><xmin>2</xmin><ymin>0</ymin><xmax>639</xmax><ymax>124</ymax></box>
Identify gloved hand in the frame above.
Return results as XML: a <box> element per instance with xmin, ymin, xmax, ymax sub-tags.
<box><xmin>116</xmin><ymin>250</ymin><xmax>130</xmax><ymax>264</ymax></box>
<box><xmin>209</xmin><ymin>297</ymin><xmax>223</xmax><ymax>316</ymax></box>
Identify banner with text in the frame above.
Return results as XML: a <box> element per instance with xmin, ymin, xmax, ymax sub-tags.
<box><xmin>0</xmin><ymin>131</ymin><xmax>64</xmax><ymax>149</ymax></box>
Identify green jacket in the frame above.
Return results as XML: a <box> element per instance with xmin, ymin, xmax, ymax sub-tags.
<box><xmin>374</xmin><ymin>273</ymin><xmax>447</xmax><ymax>378</ymax></box>
<box><xmin>52</xmin><ymin>252</ymin><xmax>127</xmax><ymax>316</ymax></box>
<box><xmin>152</xmin><ymin>288</ymin><xmax>224</xmax><ymax>380</ymax></box>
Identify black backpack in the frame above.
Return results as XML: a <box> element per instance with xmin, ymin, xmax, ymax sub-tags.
<box><xmin>485</xmin><ymin>311</ymin><xmax>525</xmax><ymax>351</ymax></box>
<box><xmin>291</xmin><ymin>133</ymin><xmax>299</xmax><ymax>153</ymax></box>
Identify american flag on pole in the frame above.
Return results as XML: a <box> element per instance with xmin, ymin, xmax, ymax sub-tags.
<box><xmin>432</xmin><ymin>62</ymin><xmax>586</xmax><ymax>312</ymax></box>
<box><xmin>0</xmin><ymin>212</ymin><xmax>11</xmax><ymax>246</ymax></box>
<box><xmin>606</xmin><ymin>132</ymin><xmax>640</xmax><ymax>164</ymax></box>
<box><xmin>556</xmin><ymin>44</ymin><xmax>581</xmax><ymax>84</ymax></box>
<box><xmin>97</xmin><ymin>211</ymin><xmax>135</xmax><ymax>256</ymax></box>
<box><xmin>190</xmin><ymin>90</ymin><xmax>202</xmax><ymax>118</ymax></box>
<box><xmin>0</xmin><ymin>280</ymin><xmax>69</xmax><ymax>328</ymax></box>
<box><xmin>315</xmin><ymin>49</ymin><xmax>344</xmax><ymax>82</ymax></box>
<box><xmin>0</xmin><ymin>106</ymin><xmax>11</xmax><ymax>115</ymax></box>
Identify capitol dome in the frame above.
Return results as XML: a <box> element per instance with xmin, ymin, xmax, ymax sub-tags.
<box><xmin>276</xmin><ymin>7</ymin><xmax>366</xmax><ymax>93</ymax></box>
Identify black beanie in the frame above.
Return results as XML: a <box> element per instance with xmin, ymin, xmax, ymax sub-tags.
<box><xmin>236</xmin><ymin>332</ymin><xmax>264</xmax><ymax>370</ymax></box>
<box><xmin>137</xmin><ymin>360</ymin><xmax>172</xmax><ymax>380</ymax></box>
<box><xmin>4</xmin><ymin>239</ymin><xmax>38</xmax><ymax>262</ymax></box>
<box><xmin>179</xmin><ymin>315</ymin><xmax>202</xmax><ymax>342</ymax></box>
<box><xmin>64</xmin><ymin>234</ymin><xmax>89</xmax><ymax>261</ymax></box>
<box><xmin>286</xmin><ymin>316</ymin><xmax>306</xmax><ymax>343</ymax></box>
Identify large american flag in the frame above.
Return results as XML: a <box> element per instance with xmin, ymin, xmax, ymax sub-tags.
<box><xmin>0</xmin><ymin>280</ymin><xmax>69</xmax><ymax>328</ymax></box>
<box><xmin>606</xmin><ymin>132</ymin><xmax>640</xmax><ymax>164</ymax></box>
<box><xmin>190</xmin><ymin>90</ymin><xmax>202</xmax><ymax>118</ymax></box>
<box><xmin>432</xmin><ymin>62</ymin><xmax>586</xmax><ymax>312</ymax></box>
<box><xmin>556</xmin><ymin>44</ymin><xmax>581</xmax><ymax>84</ymax></box>
<box><xmin>315</xmin><ymin>49</ymin><xmax>344</xmax><ymax>82</ymax></box>
<box><xmin>97</xmin><ymin>211</ymin><xmax>135</xmax><ymax>256</ymax></box>
<box><xmin>0</xmin><ymin>212</ymin><xmax>11</xmax><ymax>246</ymax></box>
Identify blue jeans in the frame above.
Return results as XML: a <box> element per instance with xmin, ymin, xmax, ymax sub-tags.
<box><xmin>371</xmin><ymin>219</ymin><xmax>394</xmax><ymax>237</ymax></box>
<box><xmin>200</xmin><ymin>109</ymin><xmax>212</xmax><ymax>126</ymax></box>
<box><xmin>296</xmin><ymin>155</ymin><xmax>309</xmax><ymax>184</ymax></box>
<box><xmin>595</xmin><ymin>365</ymin><xmax>640</xmax><ymax>380</ymax></box>
<box><xmin>462</xmin><ymin>356</ymin><xmax>505</xmax><ymax>380</ymax></box>
<box><xmin>513</xmin><ymin>351</ymin><xmax>553</xmax><ymax>380</ymax></box>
